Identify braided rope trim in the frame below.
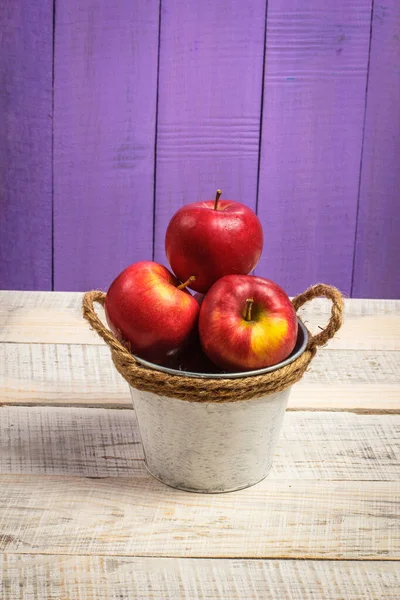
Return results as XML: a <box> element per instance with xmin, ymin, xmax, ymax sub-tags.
<box><xmin>82</xmin><ymin>283</ymin><xmax>343</xmax><ymax>403</ymax></box>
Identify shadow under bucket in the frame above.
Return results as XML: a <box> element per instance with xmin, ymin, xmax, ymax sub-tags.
<box><xmin>130</xmin><ymin>321</ymin><xmax>308</xmax><ymax>493</ymax></box>
<box><xmin>82</xmin><ymin>284</ymin><xmax>344</xmax><ymax>494</ymax></box>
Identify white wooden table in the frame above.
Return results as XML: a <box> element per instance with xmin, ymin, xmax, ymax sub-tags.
<box><xmin>0</xmin><ymin>291</ymin><xmax>399</xmax><ymax>599</ymax></box>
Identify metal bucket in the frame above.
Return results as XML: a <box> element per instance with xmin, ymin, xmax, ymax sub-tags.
<box><xmin>129</xmin><ymin>320</ymin><xmax>308</xmax><ymax>493</ymax></box>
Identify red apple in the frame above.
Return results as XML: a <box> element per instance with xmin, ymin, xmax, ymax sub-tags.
<box><xmin>165</xmin><ymin>190</ymin><xmax>263</xmax><ymax>293</ymax></box>
<box><xmin>105</xmin><ymin>261</ymin><xmax>199</xmax><ymax>364</ymax></box>
<box><xmin>199</xmin><ymin>275</ymin><xmax>298</xmax><ymax>371</ymax></box>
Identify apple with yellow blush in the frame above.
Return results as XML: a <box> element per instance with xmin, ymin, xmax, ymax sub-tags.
<box><xmin>199</xmin><ymin>275</ymin><xmax>298</xmax><ymax>372</ymax></box>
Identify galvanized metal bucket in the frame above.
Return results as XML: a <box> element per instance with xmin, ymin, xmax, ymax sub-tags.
<box><xmin>83</xmin><ymin>284</ymin><xmax>344</xmax><ymax>493</ymax></box>
<box><xmin>129</xmin><ymin>321</ymin><xmax>308</xmax><ymax>493</ymax></box>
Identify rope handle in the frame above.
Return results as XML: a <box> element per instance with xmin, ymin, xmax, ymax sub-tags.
<box><xmin>82</xmin><ymin>290</ymin><xmax>135</xmax><ymax>358</ymax></box>
<box><xmin>292</xmin><ymin>284</ymin><xmax>344</xmax><ymax>351</ymax></box>
<box><xmin>83</xmin><ymin>284</ymin><xmax>344</xmax><ymax>355</ymax></box>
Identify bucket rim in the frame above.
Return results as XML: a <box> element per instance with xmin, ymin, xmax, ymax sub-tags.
<box><xmin>133</xmin><ymin>319</ymin><xmax>308</xmax><ymax>380</ymax></box>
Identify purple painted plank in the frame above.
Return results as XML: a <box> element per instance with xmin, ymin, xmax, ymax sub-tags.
<box><xmin>0</xmin><ymin>1</ymin><xmax>53</xmax><ymax>290</ymax></box>
<box><xmin>54</xmin><ymin>0</ymin><xmax>159</xmax><ymax>291</ymax></box>
<box><xmin>154</xmin><ymin>0</ymin><xmax>266</xmax><ymax>265</ymax></box>
<box><xmin>352</xmin><ymin>1</ymin><xmax>400</xmax><ymax>299</ymax></box>
<box><xmin>257</xmin><ymin>0</ymin><xmax>372</xmax><ymax>296</ymax></box>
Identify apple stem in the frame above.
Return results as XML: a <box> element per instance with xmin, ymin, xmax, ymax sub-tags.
<box><xmin>214</xmin><ymin>189</ymin><xmax>222</xmax><ymax>210</ymax></box>
<box><xmin>245</xmin><ymin>298</ymin><xmax>254</xmax><ymax>321</ymax></box>
<box><xmin>177</xmin><ymin>276</ymin><xmax>196</xmax><ymax>290</ymax></box>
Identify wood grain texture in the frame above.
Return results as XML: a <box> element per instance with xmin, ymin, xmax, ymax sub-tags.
<box><xmin>1</xmin><ymin>555</ymin><xmax>400</xmax><ymax>600</ymax></box>
<box><xmin>2</xmin><ymin>342</ymin><xmax>399</xmax><ymax>411</ymax></box>
<box><xmin>1</xmin><ymin>407</ymin><xmax>399</xmax><ymax>481</ymax></box>
<box><xmin>153</xmin><ymin>0</ymin><xmax>266</xmax><ymax>264</ymax></box>
<box><xmin>2</xmin><ymin>291</ymin><xmax>400</xmax><ymax>350</ymax></box>
<box><xmin>257</xmin><ymin>0</ymin><xmax>372</xmax><ymax>296</ymax></box>
<box><xmin>296</xmin><ymin>296</ymin><xmax>400</xmax><ymax>351</ymax></box>
<box><xmin>0</xmin><ymin>291</ymin><xmax>104</xmax><ymax>345</ymax></box>
<box><xmin>0</xmin><ymin>0</ymin><xmax>53</xmax><ymax>290</ymax></box>
<box><xmin>0</xmin><ymin>475</ymin><xmax>398</xmax><ymax>559</ymax></box>
<box><xmin>0</xmin><ymin>343</ymin><xmax>129</xmax><ymax>406</ymax></box>
<box><xmin>352</xmin><ymin>0</ymin><xmax>400</xmax><ymax>299</ymax></box>
<box><xmin>53</xmin><ymin>0</ymin><xmax>159</xmax><ymax>291</ymax></box>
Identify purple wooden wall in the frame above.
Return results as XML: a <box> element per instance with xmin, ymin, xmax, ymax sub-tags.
<box><xmin>1</xmin><ymin>0</ymin><xmax>399</xmax><ymax>298</ymax></box>
<box><xmin>153</xmin><ymin>0</ymin><xmax>266</xmax><ymax>264</ymax></box>
<box><xmin>257</xmin><ymin>0</ymin><xmax>371</xmax><ymax>295</ymax></box>
<box><xmin>0</xmin><ymin>0</ymin><xmax>53</xmax><ymax>290</ymax></box>
<box><xmin>352</xmin><ymin>0</ymin><xmax>400</xmax><ymax>298</ymax></box>
<box><xmin>53</xmin><ymin>0</ymin><xmax>159</xmax><ymax>290</ymax></box>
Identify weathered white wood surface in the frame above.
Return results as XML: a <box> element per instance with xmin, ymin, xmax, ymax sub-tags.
<box><xmin>0</xmin><ymin>475</ymin><xmax>398</xmax><ymax>558</ymax></box>
<box><xmin>1</xmin><ymin>555</ymin><xmax>399</xmax><ymax>600</ymax></box>
<box><xmin>1</xmin><ymin>343</ymin><xmax>128</xmax><ymax>407</ymax></box>
<box><xmin>0</xmin><ymin>291</ymin><xmax>105</xmax><ymax>346</ymax></box>
<box><xmin>1</xmin><ymin>407</ymin><xmax>399</xmax><ymax>481</ymax></box>
<box><xmin>2</xmin><ymin>342</ymin><xmax>399</xmax><ymax>411</ymax></box>
<box><xmin>1</xmin><ymin>292</ymin><xmax>399</xmax><ymax>598</ymax></box>
<box><xmin>1</xmin><ymin>291</ymin><xmax>400</xmax><ymax>350</ymax></box>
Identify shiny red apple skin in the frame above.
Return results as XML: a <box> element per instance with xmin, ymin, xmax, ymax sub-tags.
<box><xmin>165</xmin><ymin>200</ymin><xmax>263</xmax><ymax>293</ymax></box>
<box><xmin>105</xmin><ymin>261</ymin><xmax>199</xmax><ymax>364</ymax></box>
<box><xmin>199</xmin><ymin>275</ymin><xmax>298</xmax><ymax>372</ymax></box>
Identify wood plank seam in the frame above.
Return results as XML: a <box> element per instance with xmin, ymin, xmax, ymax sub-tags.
<box><xmin>152</xmin><ymin>0</ymin><xmax>163</xmax><ymax>262</ymax></box>
<box><xmin>1</xmin><ymin>552</ymin><xmax>399</xmax><ymax>562</ymax></box>
<box><xmin>350</xmin><ymin>0</ymin><xmax>374</xmax><ymax>297</ymax></box>
<box><xmin>255</xmin><ymin>0</ymin><xmax>268</xmax><ymax>216</ymax></box>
